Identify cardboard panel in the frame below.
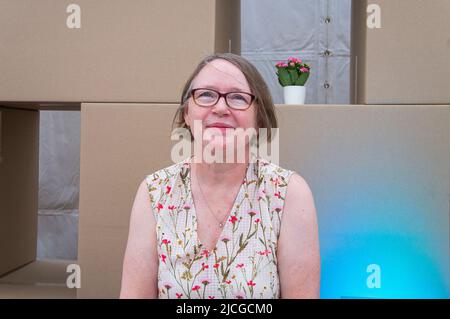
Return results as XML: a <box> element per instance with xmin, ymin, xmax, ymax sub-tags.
<box><xmin>0</xmin><ymin>0</ymin><xmax>240</xmax><ymax>105</ymax></box>
<box><xmin>0</xmin><ymin>260</ymin><xmax>76</xmax><ymax>299</ymax></box>
<box><xmin>78</xmin><ymin>103</ymin><xmax>180</xmax><ymax>298</ymax></box>
<box><xmin>0</xmin><ymin>107</ymin><xmax>39</xmax><ymax>277</ymax></box>
<box><xmin>351</xmin><ymin>0</ymin><xmax>450</xmax><ymax>104</ymax></box>
<box><xmin>78</xmin><ymin>103</ymin><xmax>449</xmax><ymax>298</ymax></box>
<box><xmin>277</xmin><ymin>104</ymin><xmax>449</xmax><ymax>298</ymax></box>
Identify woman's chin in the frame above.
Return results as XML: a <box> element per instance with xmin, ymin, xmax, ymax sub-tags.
<box><xmin>198</xmin><ymin>142</ymin><xmax>248</xmax><ymax>162</ymax></box>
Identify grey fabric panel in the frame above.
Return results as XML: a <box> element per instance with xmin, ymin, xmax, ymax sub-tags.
<box><xmin>242</xmin><ymin>0</ymin><xmax>351</xmax><ymax>104</ymax></box>
<box><xmin>242</xmin><ymin>0</ymin><xmax>319</xmax><ymax>54</ymax></box>
<box><xmin>37</xmin><ymin>211</ymin><xmax>78</xmax><ymax>261</ymax></box>
<box><xmin>37</xmin><ymin>111</ymin><xmax>80</xmax><ymax>260</ymax></box>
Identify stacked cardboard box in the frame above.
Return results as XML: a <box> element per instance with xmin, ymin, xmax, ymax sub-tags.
<box><xmin>77</xmin><ymin>103</ymin><xmax>450</xmax><ymax>298</ymax></box>
<box><xmin>0</xmin><ymin>0</ymin><xmax>241</xmax><ymax>106</ymax></box>
<box><xmin>0</xmin><ymin>260</ymin><xmax>76</xmax><ymax>299</ymax></box>
<box><xmin>351</xmin><ymin>0</ymin><xmax>450</xmax><ymax>104</ymax></box>
<box><xmin>0</xmin><ymin>107</ymin><xmax>39</xmax><ymax>277</ymax></box>
<box><xmin>78</xmin><ymin>0</ymin><xmax>449</xmax><ymax>298</ymax></box>
<box><xmin>74</xmin><ymin>0</ymin><xmax>241</xmax><ymax>298</ymax></box>
<box><xmin>0</xmin><ymin>0</ymin><xmax>240</xmax><ymax>298</ymax></box>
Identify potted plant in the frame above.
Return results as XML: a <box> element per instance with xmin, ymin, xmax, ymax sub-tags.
<box><xmin>276</xmin><ymin>57</ymin><xmax>310</xmax><ymax>104</ymax></box>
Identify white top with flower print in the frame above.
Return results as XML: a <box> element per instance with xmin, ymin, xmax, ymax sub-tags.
<box><xmin>146</xmin><ymin>156</ymin><xmax>293</xmax><ymax>299</ymax></box>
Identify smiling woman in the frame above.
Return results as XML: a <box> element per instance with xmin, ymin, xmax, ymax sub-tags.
<box><xmin>119</xmin><ymin>53</ymin><xmax>320</xmax><ymax>299</ymax></box>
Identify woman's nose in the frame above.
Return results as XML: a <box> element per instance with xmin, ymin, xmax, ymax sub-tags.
<box><xmin>212</xmin><ymin>96</ymin><xmax>231</xmax><ymax>115</ymax></box>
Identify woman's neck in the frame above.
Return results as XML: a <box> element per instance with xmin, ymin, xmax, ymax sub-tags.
<box><xmin>191</xmin><ymin>155</ymin><xmax>250</xmax><ymax>187</ymax></box>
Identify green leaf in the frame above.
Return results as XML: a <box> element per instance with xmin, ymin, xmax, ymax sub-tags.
<box><xmin>295</xmin><ymin>72</ymin><xmax>310</xmax><ymax>86</ymax></box>
<box><xmin>288</xmin><ymin>69</ymin><xmax>299</xmax><ymax>84</ymax></box>
<box><xmin>277</xmin><ymin>68</ymin><xmax>292</xmax><ymax>86</ymax></box>
<box><xmin>223</xmin><ymin>269</ymin><xmax>230</xmax><ymax>281</ymax></box>
<box><xmin>259</xmin><ymin>238</ymin><xmax>266</xmax><ymax>246</ymax></box>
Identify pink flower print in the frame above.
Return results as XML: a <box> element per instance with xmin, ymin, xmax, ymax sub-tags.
<box><xmin>247</xmin><ymin>280</ymin><xmax>256</xmax><ymax>287</ymax></box>
<box><xmin>236</xmin><ymin>263</ymin><xmax>244</xmax><ymax>269</ymax></box>
<box><xmin>258</xmin><ymin>249</ymin><xmax>271</xmax><ymax>256</ymax></box>
<box><xmin>201</xmin><ymin>279</ymin><xmax>210</xmax><ymax>285</ymax></box>
<box><xmin>208</xmin><ymin>296</ymin><xmax>215</xmax><ymax>299</ymax></box>
<box><xmin>176</xmin><ymin>292</ymin><xmax>183</xmax><ymax>298</ymax></box>
<box><xmin>229</xmin><ymin>215</ymin><xmax>238</xmax><ymax>224</ymax></box>
<box><xmin>254</xmin><ymin>218</ymin><xmax>261</xmax><ymax>223</ymax></box>
<box><xmin>168</xmin><ymin>205</ymin><xmax>175</xmax><ymax>211</ymax></box>
<box><xmin>165</xmin><ymin>186</ymin><xmax>171</xmax><ymax>194</ymax></box>
<box><xmin>213</xmin><ymin>263</ymin><xmax>220</xmax><ymax>269</ymax></box>
<box><xmin>273</xmin><ymin>205</ymin><xmax>283</xmax><ymax>213</ymax></box>
<box><xmin>183</xmin><ymin>204</ymin><xmax>191</xmax><ymax>210</ymax></box>
<box><xmin>273</xmin><ymin>177</ymin><xmax>280</xmax><ymax>186</ymax></box>
<box><xmin>160</xmin><ymin>254</ymin><xmax>167</xmax><ymax>263</ymax></box>
<box><xmin>235</xmin><ymin>294</ymin><xmax>244</xmax><ymax>299</ymax></box>
<box><xmin>201</xmin><ymin>262</ymin><xmax>209</xmax><ymax>271</ymax></box>
<box><xmin>192</xmin><ymin>285</ymin><xmax>201</xmax><ymax>291</ymax></box>
<box><xmin>274</xmin><ymin>191</ymin><xmax>281</xmax><ymax>199</ymax></box>
<box><xmin>164</xmin><ymin>283</ymin><xmax>172</xmax><ymax>290</ymax></box>
<box><xmin>201</xmin><ymin>250</ymin><xmax>210</xmax><ymax>258</ymax></box>
<box><xmin>225</xmin><ymin>280</ymin><xmax>232</xmax><ymax>284</ymax></box>
<box><xmin>221</xmin><ymin>237</ymin><xmax>230</xmax><ymax>243</ymax></box>
<box><xmin>156</xmin><ymin>203</ymin><xmax>164</xmax><ymax>212</ymax></box>
<box><xmin>247</xmin><ymin>210</ymin><xmax>258</xmax><ymax>217</ymax></box>
<box><xmin>162</xmin><ymin>239</ymin><xmax>171</xmax><ymax>245</ymax></box>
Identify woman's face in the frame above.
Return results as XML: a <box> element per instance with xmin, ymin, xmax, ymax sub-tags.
<box><xmin>184</xmin><ymin>59</ymin><xmax>258</xmax><ymax>161</ymax></box>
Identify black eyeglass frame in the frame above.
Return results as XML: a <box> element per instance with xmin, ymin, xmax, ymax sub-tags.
<box><xmin>189</xmin><ymin>88</ymin><xmax>256</xmax><ymax>110</ymax></box>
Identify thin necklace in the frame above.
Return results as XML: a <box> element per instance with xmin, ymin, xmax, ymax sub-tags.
<box><xmin>193</xmin><ymin>162</ymin><xmax>248</xmax><ymax>228</ymax></box>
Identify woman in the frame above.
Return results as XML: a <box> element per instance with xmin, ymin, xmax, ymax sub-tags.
<box><xmin>120</xmin><ymin>53</ymin><xmax>320</xmax><ymax>299</ymax></box>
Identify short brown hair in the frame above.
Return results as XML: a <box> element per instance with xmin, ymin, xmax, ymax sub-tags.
<box><xmin>172</xmin><ymin>53</ymin><xmax>277</xmax><ymax>142</ymax></box>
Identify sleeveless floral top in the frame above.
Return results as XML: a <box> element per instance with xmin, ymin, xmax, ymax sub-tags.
<box><xmin>145</xmin><ymin>156</ymin><xmax>293</xmax><ymax>299</ymax></box>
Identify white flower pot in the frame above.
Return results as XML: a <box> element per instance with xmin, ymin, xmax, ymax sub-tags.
<box><xmin>283</xmin><ymin>85</ymin><xmax>306</xmax><ymax>105</ymax></box>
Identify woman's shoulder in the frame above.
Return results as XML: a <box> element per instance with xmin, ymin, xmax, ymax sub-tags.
<box><xmin>145</xmin><ymin>157</ymin><xmax>189</xmax><ymax>185</ymax></box>
<box><xmin>257</xmin><ymin>157</ymin><xmax>311</xmax><ymax>195</ymax></box>
<box><xmin>257</xmin><ymin>156</ymin><xmax>295</xmax><ymax>181</ymax></box>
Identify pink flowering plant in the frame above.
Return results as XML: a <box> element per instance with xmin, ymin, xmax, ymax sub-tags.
<box><xmin>275</xmin><ymin>56</ymin><xmax>311</xmax><ymax>86</ymax></box>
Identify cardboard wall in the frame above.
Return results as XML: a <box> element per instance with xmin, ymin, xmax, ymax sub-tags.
<box><xmin>78</xmin><ymin>103</ymin><xmax>449</xmax><ymax>298</ymax></box>
<box><xmin>0</xmin><ymin>107</ymin><xmax>39</xmax><ymax>277</ymax></box>
<box><xmin>0</xmin><ymin>0</ymin><xmax>240</xmax><ymax>104</ymax></box>
<box><xmin>0</xmin><ymin>260</ymin><xmax>76</xmax><ymax>299</ymax></box>
<box><xmin>78</xmin><ymin>103</ymin><xmax>179</xmax><ymax>298</ymax></box>
<box><xmin>351</xmin><ymin>0</ymin><xmax>450</xmax><ymax>104</ymax></box>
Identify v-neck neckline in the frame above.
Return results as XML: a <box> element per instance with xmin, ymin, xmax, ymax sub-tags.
<box><xmin>186</xmin><ymin>158</ymin><xmax>253</xmax><ymax>252</ymax></box>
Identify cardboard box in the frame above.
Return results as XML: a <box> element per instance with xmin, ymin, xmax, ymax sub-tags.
<box><xmin>351</xmin><ymin>0</ymin><xmax>450</xmax><ymax>104</ymax></box>
<box><xmin>0</xmin><ymin>107</ymin><xmax>39</xmax><ymax>277</ymax></box>
<box><xmin>0</xmin><ymin>0</ymin><xmax>241</xmax><ymax>105</ymax></box>
<box><xmin>0</xmin><ymin>260</ymin><xmax>76</xmax><ymax>299</ymax></box>
<box><xmin>78</xmin><ymin>103</ymin><xmax>180</xmax><ymax>298</ymax></box>
<box><xmin>78</xmin><ymin>103</ymin><xmax>449</xmax><ymax>298</ymax></box>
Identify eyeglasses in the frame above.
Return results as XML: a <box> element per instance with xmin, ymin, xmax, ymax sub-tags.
<box><xmin>190</xmin><ymin>88</ymin><xmax>256</xmax><ymax>110</ymax></box>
